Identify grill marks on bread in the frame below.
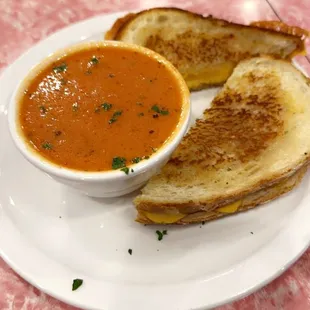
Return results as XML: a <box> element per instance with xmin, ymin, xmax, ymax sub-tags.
<box><xmin>145</xmin><ymin>32</ymin><xmax>239</xmax><ymax>68</ymax></box>
<box><xmin>172</xmin><ymin>72</ymin><xmax>284</xmax><ymax>166</ymax></box>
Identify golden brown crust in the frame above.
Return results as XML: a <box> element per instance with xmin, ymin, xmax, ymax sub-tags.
<box><xmin>105</xmin><ymin>7</ymin><xmax>308</xmax><ymax>49</ymax></box>
<box><xmin>250</xmin><ymin>20</ymin><xmax>310</xmax><ymax>38</ymax></box>
<box><xmin>136</xmin><ymin>165</ymin><xmax>307</xmax><ymax>225</ymax></box>
<box><xmin>133</xmin><ymin>57</ymin><xmax>310</xmax><ymax>216</ymax></box>
<box><xmin>105</xmin><ymin>8</ymin><xmax>308</xmax><ymax>91</ymax></box>
<box><xmin>104</xmin><ymin>13</ymin><xmax>136</xmax><ymax>40</ymax></box>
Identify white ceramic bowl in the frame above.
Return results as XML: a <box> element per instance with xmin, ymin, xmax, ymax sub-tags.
<box><xmin>8</xmin><ymin>40</ymin><xmax>190</xmax><ymax>197</ymax></box>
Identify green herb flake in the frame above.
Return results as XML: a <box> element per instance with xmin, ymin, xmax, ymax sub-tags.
<box><xmin>53</xmin><ymin>63</ymin><xmax>67</xmax><ymax>73</ymax></box>
<box><xmin>151</xmin><ymin>105</ymin><xmax>169</xmax><ymax>116</ymax></box>
<box><xmin>39</xmin><ymin>106</ymin><xmax>47</xmax><ymax>114</ymax></box>
<box><xmin>121</xmin><ymin>167</ymin><xmax>129</xmax><ymax>175</ymax></box>
<box><xmin>42</xmin><ymin>142</ymin><xmax>53</xmax><ymax>150</ymax></box>
<box><xmin>90</xmin><ymin>56</ymin><xmax>99</xmax><ymax>65</ymax></box>
<box><xmin>144</xmin><ymin>155</ymin><xmax>150</xmax><ymax>160</ymax></box>
<box><xmin>109</xmin><ymin>118</ymin><xmax>117</xmax><ymax>124</ymax></box>
<box><xmin>101</xmin><ymin>102</ymin><xmax>112</xmax><ymax>111</ymax></box>
<box><xmin>109</xmin><ymin>110</ymin><xmax>123</xmax><ymax>124</ymax></box>
<box><xmin>72</xmin><ymin>102</ymin><xmax>79</xmax><ymax>112</ymax></box>
<box><xmin>112</xmin><ymin>157</ymin><xmax>126</xmax><ymax>170</ymax></box>
<box><xmin>132</xmin><ymin>157</ymin><xmax>142</xmax><ymax>164</ymax></box>
<box><xmin>131</xmin><ymin>169</ymin><xmax>134</xmax><ymax>173</ymax></box>
<box><xmin>128</xmin><ymin>249</ymin><xmax>133</xmax><ymax>255</ymax></box>
<box><xmin>113</xmin><ymin>111</ymin><xmax>122</xmax><ymax>117</ymax></box>
<box><xmin>72</xmin><ymin>278</ymin><xmax>83</xmax><ymax>291</ymax></box>
<box><xmin>156</xmin><ymin>230</ymin><xmax>168</xmax><ymax>241</ymax></box>
<box><xmin>152</xmin><ymin>105</ymin><xmax>161</xmax><ymax>114</ymax></box>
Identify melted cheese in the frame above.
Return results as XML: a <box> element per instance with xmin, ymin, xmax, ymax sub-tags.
<box><xmin>184</xmin><ymin>61</ymin><xmax>236</xmax><ymax>89</ymax></box>
<box><xmin>143</xmin><ymin>212</ymin><xmax>186</xmax><ymax>224</ymax></box>
<box><xmin>143</xmin><ymin>199</ymin><xmax>243</xmax><ymax>224</ymax></box>
<box><xmin>217</xmin><ymin>200</ymin><xmax>242</xmax><ymax>213</ymax></box>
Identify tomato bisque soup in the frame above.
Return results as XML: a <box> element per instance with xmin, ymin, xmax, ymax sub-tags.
<box><xmin>17</xmin><ymin>43</ymin><xmax>186</xmax><ymax>173</ymax></box>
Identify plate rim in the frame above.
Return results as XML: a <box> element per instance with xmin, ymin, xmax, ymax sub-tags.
<box><xmin>1</xmin><ymin>10</ymin><xmax>310</xmax><ymax>310</ymax></box>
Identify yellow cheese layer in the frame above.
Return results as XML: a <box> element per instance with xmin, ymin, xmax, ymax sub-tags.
<box><xmin>143</xmin><ymin>200</ymin><xmax>242</xmax><ymax>224</ymax></box>
<box><xmin>143</xmin><ymin>212</ymin><xmax>186</xmax><ymax>224</ymax></box>
<box><xmin>184</xmin><ymin>61</ymin><xmax>235</xmax><ymax>89</ymax></box>
<box><xmin>217</xmin><ymin>200</ymin><xmax>242</xmax><ymax>213</ymax></box>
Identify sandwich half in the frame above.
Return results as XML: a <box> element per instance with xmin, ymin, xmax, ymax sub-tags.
<box><xmin>105</xmin><ymin>8</ymin><xmax>309</xmax><ymax>90</ymax></box>
<box><xmin>134</xmin><ymin>57</ymin><xmax>310</xmax><ymax>224</ymax></box>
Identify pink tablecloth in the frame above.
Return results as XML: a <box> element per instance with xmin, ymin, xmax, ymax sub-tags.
<box><xmin>1</xmin><ymin>0</ymin><xmax>310</xmax><ymax>309</ymax></box>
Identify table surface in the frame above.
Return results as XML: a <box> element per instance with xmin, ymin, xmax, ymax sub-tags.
<box><xmin>1</xmin><ymin>0</ymin><xmax>310</xmax><ymax>309</ymax></box>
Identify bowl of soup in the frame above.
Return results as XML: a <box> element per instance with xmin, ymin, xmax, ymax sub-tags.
<box><xmin>8</xmin><ymin>41</ymin><xmax>190</xmax><ymax>197</ymax></box>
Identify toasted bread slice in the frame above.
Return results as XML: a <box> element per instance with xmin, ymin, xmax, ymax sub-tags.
<box><xmin>136</xmin><ymin>165</ymin><xmax>307</xmax><ymax>224</ymax></box>
<box><xmin>134</xmin><ymin>57</ymin><xmax>310</xmax><ymax>224</ymax></box>
<box><xmin>105</xmin><ymin>8</ymin><xmax>308</xmax><ymax>90</ymax></box>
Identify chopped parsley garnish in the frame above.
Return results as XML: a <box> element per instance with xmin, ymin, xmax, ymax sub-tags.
<box><xmin>121</xmin><ymin>167</ymin><xmax>129</xmax><ymax>175</ymax></box>
<box><xmin>90</xmin><ymin>56</ymin><xmax>99</xmax><ymax>65</ymax></box>
<box><xmin>138</xmin><ymin>112</ymin><xmax>144</xmax><ymax>117</ymax></box>
<box><xmin>96</xmin><ymin>103</ymin><xmax>112</xmax><ymax>113</ymax></box>
<box><xmin>72</xmin><ymin>102</ymin><xmax>79</xmax><ymax>112</ymax></box>
<box><xmin>101</xmin><ymin>102</ymin><xmax>112</xmax><ymax>111</ymax></box>
<box><xmin>109</xmin><ymin>110</ymin><xmax>123</xmax><ymax>124</ymax></box>
<box><xmin>112</xmin><ymin>157</ymin><xmax>126</xmax><ymax>169</ymax></box>
<box><xmin>132</xmin><ymin>157</ymin><xmax>142</xmax><ymax>164</ymax></box>
<box><xmin>113</xmin><ymin>111</ymin><xmax>122</xmax><ymax>117</ymax></box>
<box><xmin>160</xmin><ymin>110</ymin><xmax>169</xmax><ymax>115</ymax></box>
<box><xmin>156</xmin><ymin>230</ymin><xmax>167</xmax><ymax>241</ymax></box>
<box><xmin>39</xmin><ymin>106</ymin><xmax>47</xmax><ymax>114</ymax></box>
<box><xmin>151</xmin><ymin>105</ymin><xmax>161</xmax><ymax>113</ymax></box>
<box><xmin>144</xmin><ymin>155</ymin><xmax>150</xmax><ymax>160</ymax></box>
<box><xmin>72</xmin><ymin>278</ymin><xmax>83</xmax><ymax>291</ymax></box>
<box><xmin>151</xmin><ymin>105</ymin><xmax>169</xmax><ymax>116</ymax></box>
<box><xmin>53</xmin><ymin>63</ymin><xmax>67</xmax><ymax>73</ymax></box>
<box><xmin>109</xmin><ymin>118</ymin><xmax>117</xmax><ymax>124</ymax></box>
<box><xmin>42</xmin><ymin>142</ymin><xmax>52</xmax><ymax>150</ymax></box>
<box><xmin>128</xmin><ymin>249</ymin><xmax>133</xmax><ymax>255</ymax></box>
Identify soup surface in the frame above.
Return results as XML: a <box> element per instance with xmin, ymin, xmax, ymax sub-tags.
<box><xmin>18</xmin><ymin>45</ymin><xmax>183</xmax><ymax>172</ymax></box>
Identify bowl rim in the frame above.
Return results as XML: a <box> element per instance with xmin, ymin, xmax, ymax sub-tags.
<box><xmin>8</xmin><ymin>40</ymin><xmax>190</xmax><ymax>181</ymax></box>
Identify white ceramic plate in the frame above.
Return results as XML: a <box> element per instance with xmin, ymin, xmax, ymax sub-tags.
<box><xmin>1</xmin><ymin>12</ymin><xmax>310</xmax><ymax>310</ymax></box>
